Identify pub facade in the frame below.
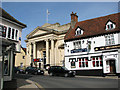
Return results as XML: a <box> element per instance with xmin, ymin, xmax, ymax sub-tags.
<box><xmin>64</xmin><ymin>12</ymin><xmax>120</xmax><ymax>76</ymax></box>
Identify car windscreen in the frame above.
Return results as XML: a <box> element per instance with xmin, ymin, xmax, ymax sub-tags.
<box><xmin>62</xmin><ymin>67</ymin><xmax>68</xmax><ymax>70</ymax></box>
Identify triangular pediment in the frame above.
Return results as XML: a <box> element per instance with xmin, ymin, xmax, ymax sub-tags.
<box><xmin>26</xmin><ymin>26</ymin><xmax>51</xmax><ymax>38</ymax></box>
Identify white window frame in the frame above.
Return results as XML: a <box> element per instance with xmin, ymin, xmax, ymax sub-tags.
<box><xmin>91</xmin><ymin>56</ymin><xmax>102</xmax><ymax>67</ymax></box>
<box><xmin>78</xmin><ymin>57</ymin><xmax>88</xmax><ymax>68</ymax></box>
<box><xmin>105</xmin><ymin>34</ymin><xmax>115</xmax><ymax>45</ymax></box>
<box><xmin>75</xmin><ymin>27</ymin><xmax>83</xmax><ymax>36</ymax></box>
<box><xmin>73</xmin><ymin>41</ymin><xmax>81</xmax><ymax>49</ymax></box>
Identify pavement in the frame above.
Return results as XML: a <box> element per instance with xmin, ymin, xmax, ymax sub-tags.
<box><xmin>3</xmin><ymin>71</ymin><xmax>119</xmax><ymax>90</ymax></box>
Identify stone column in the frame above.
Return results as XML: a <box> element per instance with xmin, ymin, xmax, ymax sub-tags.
<box><xmin>29</xmin><ymin>43</ymin><xmax>33</xmax><ymax>67</ymax></box>
<box><xmin>33</xmin><ymin>42</ymin><xmax>37</xmax><ymax>59</ymax></box>
<box><xmin>51</xmin><ymin>39</ymin><xmax>55</xmax><ymax>66</ymax></box>
<box><xmin>45</xmin><ymin>39</ymin><xmax>49</xmax><ymax>64</ymax></box>
<box><xmin>29</xmin><ymin>43</ymin><xmax>32</xmax><ymax>56</ymax></box>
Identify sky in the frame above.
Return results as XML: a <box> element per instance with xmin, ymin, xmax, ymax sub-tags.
<box><xmin>2</xmin><ymin>2</ymin><xmax>119</xmax><ymax>48</ymax></box>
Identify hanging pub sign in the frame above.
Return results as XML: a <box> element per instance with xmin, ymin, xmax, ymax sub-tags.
<box><xmin>71</xmin><ymin>48</ymin><xmax>87</xmax><ymax>53</ymax></box>
<box><xmin>94</xmin><ymin>44</ymin><xmax>120</xmax><ymax>51</ymax></box>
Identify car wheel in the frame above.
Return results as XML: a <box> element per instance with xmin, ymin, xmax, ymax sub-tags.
<box><xmin>34</xmin><ymin>72</ymin><xmax>37</xmax><ymax>75</ymax></box>
<box><xmin>49</xmin><ymin>72</ymin><xmax>54</xmax><ymax>76</ymax></box>
<box><xmin>26</xmin><ymin>71</ymin><xmax>28</xmax><ymax>74</ymax></box>
<box><xmin>64</xmin><ymin>73</ymin><xmax>69</xmax><ymax>77</ymax></box>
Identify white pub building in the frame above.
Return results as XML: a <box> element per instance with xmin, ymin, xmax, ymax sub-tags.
<box><xmin>64</xmin><ymin>12</ymin><xmax>120</xmax><ymax>76</ymax></box>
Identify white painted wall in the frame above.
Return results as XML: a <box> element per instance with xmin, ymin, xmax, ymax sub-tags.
<box><xmin>65</xmin><ymin>33</ymin><xmax>120</xmax><ymax>74</ymax></box>
<box><xmin>1</xmin><ymin>19</ymin><xmax>23</xmax><ymax>52</ymax></box>
<box><xmin>65</xmin><ymin>34</ymin><xmax>119</xmax><ymax>56</ymax></box>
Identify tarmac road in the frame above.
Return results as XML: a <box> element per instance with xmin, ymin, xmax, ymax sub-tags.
<box><xmin>28</xmin><ymin>74</ymin><xmax>119</xmax><ymax>88</ymax></box>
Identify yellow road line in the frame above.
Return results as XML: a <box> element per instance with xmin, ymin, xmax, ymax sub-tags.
<box><xmin>34</xmin><ymin>82</ymin><xmax>45</xmax><ymax>90</ymax></box>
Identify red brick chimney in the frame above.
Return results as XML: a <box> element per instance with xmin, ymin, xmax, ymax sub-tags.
<box><xmin>71</xmin><ymin>12</ymin><xmax>78</xmax><ymax>22</ymax></box>
<box><xmin>70</xmin><ymin>12</ymin><xmax>78</xmax><ymax>29</ymax></box>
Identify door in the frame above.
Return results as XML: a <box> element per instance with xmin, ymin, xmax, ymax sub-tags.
<box><xmin>109</xmin><ymin>60</ymin><xmax>116</xmax><ymax>74</ymax></box>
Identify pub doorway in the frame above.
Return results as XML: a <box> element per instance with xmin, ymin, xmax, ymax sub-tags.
<box><xmin>109</xmin><ymin>60</ymin><xmax>116</xmax><ymax>74</ymax></box>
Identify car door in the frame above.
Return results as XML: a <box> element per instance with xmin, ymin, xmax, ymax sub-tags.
<box><xmin>57</xmin><ymin>67</ymin><xmax>64</xmax><ymax>76</ymax></box>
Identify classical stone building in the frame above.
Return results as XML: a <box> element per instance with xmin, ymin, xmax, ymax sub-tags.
<box><xmin>25</xmin><ymin>23</ymin><xmax>70</xmax><ymax>69</ymax></box>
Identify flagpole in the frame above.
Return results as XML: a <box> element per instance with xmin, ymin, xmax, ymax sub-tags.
<box><xmin>47</xmin><ymin>9</ymin><xmax>48</xmax><ymax>23</ymax></box>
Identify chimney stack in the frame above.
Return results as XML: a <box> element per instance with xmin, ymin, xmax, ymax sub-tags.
<box><xmin>71</xmin><ymin>12</ymin><xmax>78</xmax><ymax>22</ymax></box>
<box><xmin>70</xmin><ymin>12</ymin><xmax>78</xmax><ymax>29</ymax></box>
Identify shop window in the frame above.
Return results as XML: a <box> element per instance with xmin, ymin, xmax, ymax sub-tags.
<box><xmin>73</xmin><ymin>41</ymin><xmax>81</xmax><ymax>49</ymax></box>
<box><xmin>69</xmin><ymin>58</ymin><xmax>76</xmax><ymax>68</ymax></box>
<box><xmin>91</xmin><ymin>56</ymin><xmax>102</xmax><ymax>67</ymax></box>
<box><xmin>78</xmin><ymin>57</ymin><xmax>88</xmax><ymax>68</ymax></box>
<box><xmin>105</xmin><ymin>34</ymin><xmax>115</xmax><ymax>45</ymax></box>
<box><xmin>71</xmin><ymin>61</ymin><xmax>75</xmax><ymax>67</ymax></box>
<box><xmin>4</xmin><ymin>54</ymin><xmax>9</xmax><ymax>75</ymax></box>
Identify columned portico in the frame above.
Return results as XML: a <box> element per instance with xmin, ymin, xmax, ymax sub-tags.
<box><xmin>45</xmin><ymin>39</ymin><xmax>50</xmax><ymax>64</ymax></box>
<box><xmin>25</xmin><ymin>23</ymin><xmax>70</xmax><ymax>69</ymax></box>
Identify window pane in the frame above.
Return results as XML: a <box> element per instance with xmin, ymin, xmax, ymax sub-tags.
<box><xmin>82</xmin><ymin>62</ymin><xmax>85</xmax><ymax>67</ymax></box>
<box><xmin>96</xmin><ymin>61</ymin><xmax>99</xmax><ymax>67</ymax></box>
<box><xmin>93</xmin><ymin>61</ymin><xmax>95</xmax><ymax>67</ymax></box>
<box><xmin>2</xmin><ymin>26</ymin><xmax>7</xmax><ymax>37</ymax></box>
<box><xmin>12</xmin><ymin>29</ymin><xmax>15</xmax><ymax>39</ymax></box>
<box><xmin>79</xmin><ymin>62</ymin><xmax>81</xmax><ymax>67</ymax></box>
<box><xmin>15</xmin><ymin>30</ymin><xmax>18</xmax><ymax>40</ymax></box>
<box><xmin>111</xmin><ymin>24</ymin><xmax>113</xmax><ymax>28</ymax></box>
<box><xmin>8</xmin><ymin>27</ymin><xmax>11</xmax><ymax>38</ymax></box>
<box><xmin>86</xmin><ymin>61</ymin><xmax>88</xmax><ymax>67</ymax></box>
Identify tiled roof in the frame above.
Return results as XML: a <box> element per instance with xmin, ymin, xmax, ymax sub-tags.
<box><xmin>65</xmin><ymin>13</ymin><xmax>120</xmax><ymax>41</ymax></box>
<box><xmin>0</xmin><ymin>8</ymin><xmax>27</xmax><ymax>28</ymax></box>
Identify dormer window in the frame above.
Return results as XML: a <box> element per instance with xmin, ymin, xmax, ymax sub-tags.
<box><xmin>105</xmin><ymin>20</ymin><xmax>116</xmax><ymax>30</ymax></box>
<box><xmin>75</xmin><ymin>27</ymin><xmax>83</xmax><ymax>36</ymax></box>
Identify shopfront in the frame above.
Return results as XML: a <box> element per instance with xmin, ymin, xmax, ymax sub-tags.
<box><xmin>0</xmin><ymin>8</ymin><xmax>26</xmax><ymax>90</ymax></box>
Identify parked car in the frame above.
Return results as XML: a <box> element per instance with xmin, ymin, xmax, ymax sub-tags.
<box><xmin>16</xmin><ymin>66</ymin><xmax>26</xmax><ymax>74</ymax></box>
<box><xmin>13</xmin><ymin>67</ymin><xmax>19</xmax><ymax>73</ymax></box>
<box><xmin>25</xmin><ymin>66</ymin><xmax>44</xmax><ymax>75</ymax></box>
<box><xmin>48</xmin><ymin>66</ymin><xmax>76</xmax><ymax>77</ymax></box>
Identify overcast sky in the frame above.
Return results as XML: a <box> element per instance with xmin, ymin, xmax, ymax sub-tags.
<box><xmin>2</xmin><ymin>2</ymin><xmax>118</xmax><ymax>48</ymax></box>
